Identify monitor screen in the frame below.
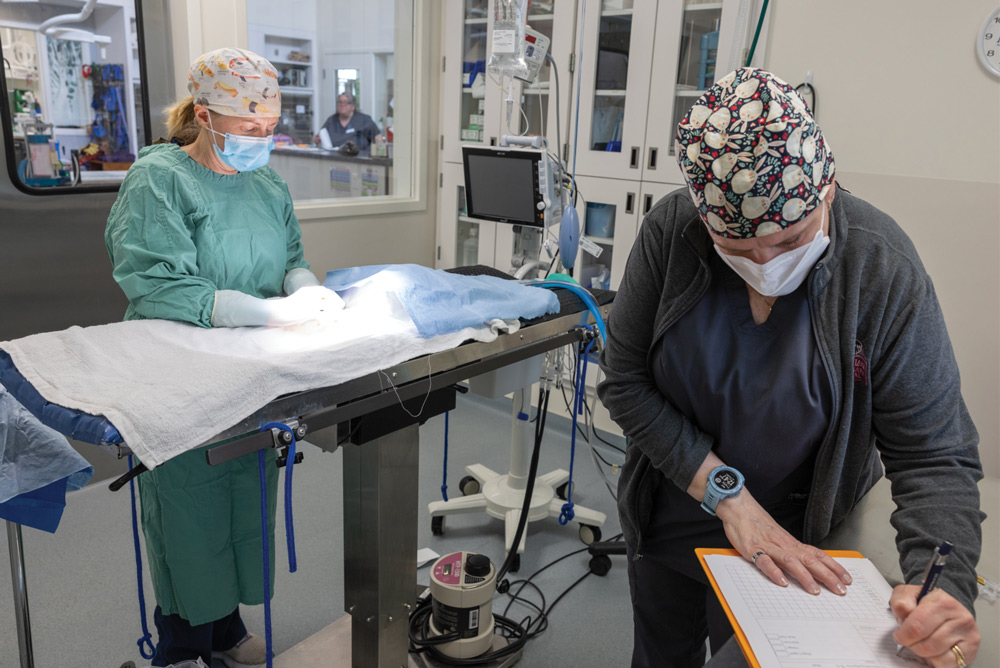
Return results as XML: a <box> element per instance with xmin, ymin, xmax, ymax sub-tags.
<box><xmin>462</xmin><ymin>148</ymin><xmax>541</xmax><ymax>226</ymax></box>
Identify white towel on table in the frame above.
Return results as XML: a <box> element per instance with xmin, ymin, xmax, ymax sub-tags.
<box><xmin>0</xmin><ymin>305</ymin><xmax>519</xmax><ymax>469</ymax></box>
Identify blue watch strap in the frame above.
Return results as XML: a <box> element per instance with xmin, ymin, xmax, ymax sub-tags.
<box><xmin>701</xmin><ymin>465</ymin><xmax>744</xmax><ymax>516</ymax></box>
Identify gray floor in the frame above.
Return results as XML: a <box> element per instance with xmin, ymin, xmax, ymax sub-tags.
<box><xmin>0</xmin><ymin>391</ymin><xmax>633</xmax><ymax>668</ymax></box>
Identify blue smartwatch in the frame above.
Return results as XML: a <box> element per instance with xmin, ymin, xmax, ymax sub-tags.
<box><xmin>701</xmin><ymin>465</ymin><xmax>744</xmax><ymax>516</ymax></box>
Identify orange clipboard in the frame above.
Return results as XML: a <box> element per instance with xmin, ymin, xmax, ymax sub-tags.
<box><xmin>695</xmin><ymin>547</ymin><xmax>866</xmax><ymax>668</ymax></box>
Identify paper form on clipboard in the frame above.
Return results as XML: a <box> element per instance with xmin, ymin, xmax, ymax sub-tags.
<box><xmin>696</xmin><ymin>548</ymin><xmax>922</xmax><ymax>668</ymax></box>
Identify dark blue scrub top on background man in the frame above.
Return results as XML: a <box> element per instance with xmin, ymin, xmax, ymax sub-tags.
<box><xmin>320</xmin><ymin>111</ymin><xmax>381</xmax><ymax>151</ymax></box>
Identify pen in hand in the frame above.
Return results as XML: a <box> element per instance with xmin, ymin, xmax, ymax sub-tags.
<box><xmin>895</xmin><ymin>540</ymin><xmax>953</xmax><ymax>659</ymax></box>
<box><xmin>916</xmin><ymin>540</ymin><xmax>952</xmax><ymax>603</ymax></box>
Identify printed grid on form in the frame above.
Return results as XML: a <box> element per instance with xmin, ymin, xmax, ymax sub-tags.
<box><xmin>704</xmin><ymin>555</ymin><xmax>917</xmax><ymax>668</ymax></box>
<box><xmin>730</xmin><ymin>562</ymin><xmax>889</xmax><ymax>620</ymax></box>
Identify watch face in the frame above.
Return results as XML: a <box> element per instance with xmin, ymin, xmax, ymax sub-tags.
<box><xmin>714</xmin><ymin>470</ymin><xmax>739</xmax><ymax>491</ymax></box>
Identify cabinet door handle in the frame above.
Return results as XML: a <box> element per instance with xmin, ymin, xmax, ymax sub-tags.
<box><xmin>630</xmin><ymin>146</ymin><xmax>639</xmax><ymax>169</ymax></box>
<box><xmin>626</xmin><ymin>192</ymin><xmax>635</xmax><ymax>215</ymax></box>
<box><xmin>647</xmin><ymin>147</ymin><xmax>658</xmax><ymax>170</ymax></box>
<box><xmin>644</xmin><ymin>194</ymin><xmax>653</xmax><ymax>215</ymax></box>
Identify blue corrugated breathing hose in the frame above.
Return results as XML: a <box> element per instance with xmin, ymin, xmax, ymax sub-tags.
<box><xmin>528</xmin><ymin>279</ymin><xmax>607</xmax><ymax>343</ymax></box>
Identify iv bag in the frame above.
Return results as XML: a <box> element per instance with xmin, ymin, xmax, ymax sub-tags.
<box><xmin>487</xmin><ymin>0</ymin><xmax>530</xmax><ymax>81</ymax></box>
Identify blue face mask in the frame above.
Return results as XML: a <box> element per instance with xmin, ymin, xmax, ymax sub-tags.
<box><xmin>208</xmin><ymin>117</ymin><xmax>274</xmax><ymax>171</ymax></box>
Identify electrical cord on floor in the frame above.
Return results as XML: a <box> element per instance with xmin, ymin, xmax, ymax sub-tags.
<box><xmin>409</xmin><ymin>383</ymin><xmax>555</xmax><ymax>664</ymax></box>
<box><xmin>409</xmin><ymin>534</ymin><xmax>628</xmax><ymax>665</ymax></box>
<box><xmin>408</xmin><ymin>596</ymin><xmax>530</xmax><ymax>665</ymax></box>
<box><xmin>501</xmin><ymin>532</ymin><xmax>626</xmax><ymax>641</ymax></box>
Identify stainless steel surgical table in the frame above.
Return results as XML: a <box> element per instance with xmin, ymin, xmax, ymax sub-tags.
<box><xmin>6</xmin><ymin>287</ymin><xmax>611</xmax><ymax>668</ymax></box>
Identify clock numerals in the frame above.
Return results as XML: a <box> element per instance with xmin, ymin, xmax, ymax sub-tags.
<box><xmin>980</xmin><ymin>9</ymin><xmax>1000</xmax><ymax>77</ymax></box>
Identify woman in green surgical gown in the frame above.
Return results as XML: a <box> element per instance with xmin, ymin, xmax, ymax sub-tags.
<box><xmin>105</xmin><ymin>47</ymin><xmax>342</xmax><ymax>668</ymax></box>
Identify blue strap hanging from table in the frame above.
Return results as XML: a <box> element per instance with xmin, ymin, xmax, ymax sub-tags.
<box><xmin>256</xmin><ymin>421</ymin><xmax>301</xmax><ymax>668</ymax></box>
<box><xmin>127</xmin><ymin>455</ymin><xmax>155</xmax><ymax>660</ymax></box>
<box><xmin>440</xmin><ymin>411</ymin><xmax>450</xmax><ymax>502</ymax></box>
<box><xmin>257</xmin><ymin>450</ymin><xmax>274</xmax><ymax>668</ymax></box>
<box><xmin>560</xmin><ymin>328</ymin><xmax>596</xmax><ymax>525</ymax></box>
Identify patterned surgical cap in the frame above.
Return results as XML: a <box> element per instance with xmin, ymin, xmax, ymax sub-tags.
<box><xmin>675</xmin><ymin>68</ymin><xmax>836</xmax><ymax>239</ymax></box>
<box><xmin>187</xmin><ymin>47</ymin><xmax>281</xmax><ymax>118</ymax></box>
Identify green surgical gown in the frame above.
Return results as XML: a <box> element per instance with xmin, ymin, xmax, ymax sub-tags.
<box><xmin>105</xmin><ymin>143</ymin><xmax>309</xmax><ymax>624</ymax></box>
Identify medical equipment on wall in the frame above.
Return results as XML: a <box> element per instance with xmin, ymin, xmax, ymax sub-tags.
<box><xmin>462</xmin><ymin>144</ymin><xmax>560</xmax><ymax>229</ymax></box>
<box><xmin>513</xmin><ymin>26</ymin><xmax>550</xmax><ymax>84</ymax></box>
<box><xmin>462</xmin><ymin>141</ymin><xmax>568</xmax><ymax>279</ymax></box>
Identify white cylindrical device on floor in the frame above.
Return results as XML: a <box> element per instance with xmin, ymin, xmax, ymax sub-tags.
<box><xmin>428</xmin><ymin>551</ymin><xmax>496</xmax><ymax>659</ymax></box>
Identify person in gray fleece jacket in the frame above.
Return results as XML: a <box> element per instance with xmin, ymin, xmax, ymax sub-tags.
<box><xmin>598</xmin><ymin>68</ymin><xmax>982</xmax><ymax>668</ymax></box>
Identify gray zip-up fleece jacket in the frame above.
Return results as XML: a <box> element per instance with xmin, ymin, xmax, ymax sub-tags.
<box><xmin>597</xmin><ymin>186</ymin><xmax>984</xmax><ymax>613</ymax></box>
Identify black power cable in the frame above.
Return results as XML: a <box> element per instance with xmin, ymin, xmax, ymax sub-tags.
<box><xmin>409</xmin><ymin>384</ymin><xmax>552</xmax><ymax>664</ymax></box>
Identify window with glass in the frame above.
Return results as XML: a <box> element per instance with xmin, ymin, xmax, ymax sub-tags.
<box><xmin>1</xmin><ymin>0</ymin><xmax>147</xmax><ymax>191</ymax></box>
<box><xmin>247</xmin><ymin>0</ymin><xmax>414</xmax><ymax>202</ymax></box>
<box><xmin>458</xmin><ymin>0</ymin><xmax>488</xmax><ymax>147</ymax></box>
<box><xmin>590</xmin><ymin>0</ymin><xmax>633</xmax><ymax>153</ymax></box>
<box><xmin>670</xmin><ymin>0</ymin><xmax>724</xmax><ymax>155</ymax></box>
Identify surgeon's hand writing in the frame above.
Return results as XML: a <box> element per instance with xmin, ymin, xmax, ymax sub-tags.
<box><xmin>687</xmin><ymin>451</ymin><xmax>853</xmax><ymax>596</ymax></box>
<box><xmin>891</xmin><ymin>585</ymin><xmax>979</xmax><ymax>667</ymax></box>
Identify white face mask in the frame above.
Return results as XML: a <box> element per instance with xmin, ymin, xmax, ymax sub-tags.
<box><xmin>714</xmin><ymin>210</ymin><xmax>830</xmax><ymax>297</ymax></box>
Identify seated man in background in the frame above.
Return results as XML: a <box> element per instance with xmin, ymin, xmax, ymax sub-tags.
<box><xmin>314</xmin><ymin>93</ymin><xmax>383</xmax><ymax>151</ymax></box>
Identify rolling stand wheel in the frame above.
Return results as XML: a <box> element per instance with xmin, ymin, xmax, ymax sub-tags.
<box><xmin>431</xmin><ymin>515</ymin><xmax>444</xmax><ymax>536</ymax></box>
<box><xmin>579</xmin><ymin>524</ymin><xmax>602</xmax><ymax>545</ymax></box>
<box><xmin>589</xmin><ymin>554</ymin><xmax>612</xmax><ymax>576</ymax></box>
<box><xmin>460</xmin><ymin>475</ymin><xmax>481</xmax><ymax>495</ymax></box>
<box><xmin>508</xmin><ymin>553</ymin><xmax>521</xmax><ymax>573</ymax></box>
<box><xmin>556</xmin><ymin>481</ymin><xmax>574</xmax><ymax>500</ymax></box>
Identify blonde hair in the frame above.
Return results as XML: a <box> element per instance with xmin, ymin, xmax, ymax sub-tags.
<box><xmin>164</xmin><ymin>96</ymin><xmax>201</xmax><ymax>146</ymax></box>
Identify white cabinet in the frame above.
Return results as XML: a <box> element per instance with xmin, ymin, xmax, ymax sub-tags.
<box><xmin>436</xmin><ymin>161</ymin><xmax>498</xmax><ymax>270</ymax></box>
<box><xmin>440</xmin><ymin>1</ymin><xmax>577</xmax><ymax>163</ymax></box>
<box><xmin>438</xmin><ymin>0</ymin><xmax>578</xmax><ymax>268</ymax></box>
<box><xmin>435</xmin><ymin>0</ymin><xmax>763</xmax><ymax>278</ymax></box>
<box><xmin>572</xmin><ymin>0</ymin><xmax>750</xmax><ymax>185</ymax></box>
<box><xmin>570</xmin><ymin>0</ymin><xmax>658</xmax><ymax>181</ymax></box>
<box><xmin>249</xmin><ymin>24</ymin><xmax>317</xmax><ymax>143</ymax></box>
<box><xmin>642</xmin><ymin>0</ymin><xmax>730</xmax><ymax>185</ymax></box>
<box><xmin>504</xmin><ymin>1</ymin><xmax>578</xmax><ymax>160</ymax></box>
<box><xmin>572</xmin><ymin>175</ymin><xmax>642</xmax><ymax>291</ymax></box>
<box><xmin>439</xmin><ymin>0</ymin><xmax>500</xmax><ymax>164</ymax></box>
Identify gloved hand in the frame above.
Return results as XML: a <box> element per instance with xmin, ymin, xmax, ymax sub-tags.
<box><xmin>211</xmin><ymin>287</ymin><xmax>344</xmax><ymax>328</ymax></box>
<box><xmin>283</xmin><ymin>267</ymin><xmax>321</xmax><ymax>294</ymax></box>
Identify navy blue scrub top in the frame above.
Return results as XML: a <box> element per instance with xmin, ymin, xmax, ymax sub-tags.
<box><xmin>320</xmin><ymin>111</ymin><xmax>381</xmax><ymax>151</ymax></box>
<box><xmin>648</xmin><ymin>250</ymin><xmax>833</xmax><ymax>544</ymax></box>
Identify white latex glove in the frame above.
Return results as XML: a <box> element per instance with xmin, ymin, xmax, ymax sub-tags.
<box><xmin>211</xmin><ymin>287</ymin><xmax>344</xmax><ymax>328</ymax></box>
<box><xmin>283</xmin><ymin>267</ymin><xmax>321</xmax><ymax>294</ymax></box>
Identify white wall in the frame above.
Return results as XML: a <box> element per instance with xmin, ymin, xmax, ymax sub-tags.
<box><xmin>246</xmin><ymin>0</ymin><xmax>316</xmax><ymax>34</ymax></box>
<box><xmin>764</xmin><ymin>0</ymin><xmax>1000</xmax><ymax>477</ymax></box>
<box><xmin>317</xmin><ymin>0</ymin><xmax>395</xmax><ymax>53</ymax></box>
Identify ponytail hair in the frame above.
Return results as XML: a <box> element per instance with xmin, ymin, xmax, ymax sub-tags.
<box><xmin>164</xmin><ymin>96</ymin><xmax>200</xmax><ymax>146</ymax></box>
